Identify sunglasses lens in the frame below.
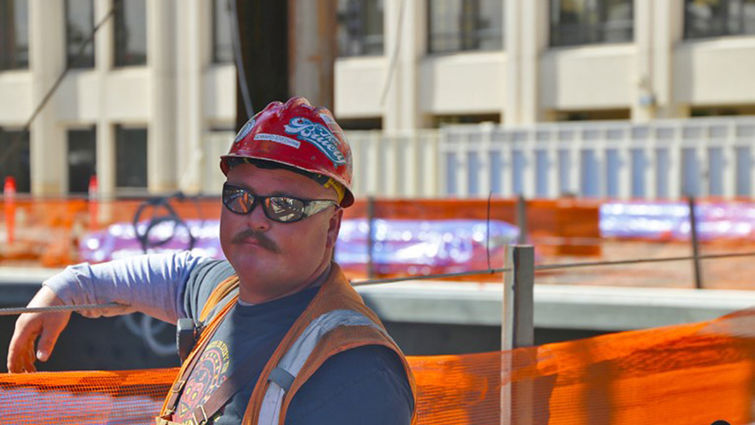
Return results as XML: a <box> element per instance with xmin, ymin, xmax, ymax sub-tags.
<box><xmin>265</xmin><ymin>196</ymin><xmax>305</xmax><ymax>222</ymax></box>
<box><xmin>223</xmin><ymin>184</ymin><xmax>254</xmax><ymax>214</ymax></box>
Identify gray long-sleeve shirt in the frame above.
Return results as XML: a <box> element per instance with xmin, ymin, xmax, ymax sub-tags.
<box><xmin>44</xmin><ymin>252</ymin><xmax>413</xmax><ymax>425</ymax></box>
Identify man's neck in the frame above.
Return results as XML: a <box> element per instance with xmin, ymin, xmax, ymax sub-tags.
<box><xmin>237</xmin><ymin>263</ymin><xmax>333</xmax><ymax>306</ymax></box>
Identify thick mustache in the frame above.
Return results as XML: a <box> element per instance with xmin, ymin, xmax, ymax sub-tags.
<box><xmin>231</xmin><ymin>229</ymin><xmax>281</xmax><ymax>253</ymax></box>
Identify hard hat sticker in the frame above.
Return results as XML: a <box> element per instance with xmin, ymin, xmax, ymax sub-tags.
<box><xmin>285</xmin><ymin>117</ymin><xmax>346</xmax><ymax>165</ymax></box>
<box><xmin>234</xmin><ymin>118</ymin><xmax>256</xmax><ymax>144</ymax></box>
<box><xmin>319</xmin><ymin>113</ymin><xmax>344</xmax><ymax>135</ymax></box>
<box><xmin>254</xmin><ymin>133</ymin><xmax>301</xmax><ymax>149</ymax></box>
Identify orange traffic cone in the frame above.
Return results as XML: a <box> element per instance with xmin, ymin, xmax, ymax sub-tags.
<box><xmin>88</xmin><ymin>175</ymin><xmax>98</xmax><ymax>230</ymax></box>
<box><xmin>4</xmin><ymin>176</ymin><xmax>16</xmax><ymax>244</ymax></box>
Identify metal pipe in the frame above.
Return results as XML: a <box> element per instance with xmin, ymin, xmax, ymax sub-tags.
<box><xmin>688</xmin><ymin>196</ymin><xmax>703</xmax><ymax>289</ymax></box>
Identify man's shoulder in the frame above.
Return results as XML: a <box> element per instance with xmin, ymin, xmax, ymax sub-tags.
<box><xmin>183</xmin><ymin>259</ymin><xmax>236</xmax><ymax>321</ymax></box>
<box><xmin>286</xmin><ymin>345</ymin><xmax>413</xmax><ymax>425</ymax></box>
<box><xmin>316</xmin><ymin>344</ymin><xmax>409</xmax><ymax>388</ymax></box>
<box><xmin>191</xmin><ymin>258</ymin><xmax>235</xmax><ymax>284</ymax></box>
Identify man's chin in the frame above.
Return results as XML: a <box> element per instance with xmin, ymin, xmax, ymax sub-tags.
<box><xmin>227</xmin><ymin>252</ymin><xmax>272</xmax><ymax>274</ymax></box>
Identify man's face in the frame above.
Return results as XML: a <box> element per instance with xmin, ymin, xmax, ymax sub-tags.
<box><xmin>219</xmin><ymin>162</ymin><xmax>342</xmax><ymax>303</ymax></box>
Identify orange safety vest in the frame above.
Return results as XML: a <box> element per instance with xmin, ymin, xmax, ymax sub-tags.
<box><xmin>156</xmin><ymin>264</ymin><xmax>417</xmax><ymax>425</ymax></box>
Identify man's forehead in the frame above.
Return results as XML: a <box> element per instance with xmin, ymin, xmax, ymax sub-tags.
<box><xmin>227</xmin><ymin>162</ymin><xmax>334</xmax><ymax>199</ymax></box>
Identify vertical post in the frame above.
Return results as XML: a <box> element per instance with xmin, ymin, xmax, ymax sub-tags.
<box><xmin>366</xmin><ymin>196</ymin><xmax>376</xmax><ymax>278</ymax></box>
<box><xmin>287</xmin><ymin>0</ymin><xmax>336</xmax><ymax>109</ymax></box>
<box><xmin>501</xmin><ymin>245</ymin><xmax>536</xmax><ymax>425</ymax></box>
<box><xmin>147</xmin><ymin>0</ymin><xmax>178</xmax><ymax>193</ymax></box>
<box><xmin>514</xmin><ymin>245</ymin><xmax>535</xmax><ymax>425</ymax></box>
<box><xmin>688</xmin><ymin>196</ymin><xmax>703</xmax><ymax>289</ymax></box>
<box><xmin>94</xmin><ymin>0</ymin><xmax>115</xmax><ymax>200</ymax></box>
<box><xmin>29</xmin><ymin>0</ymin><xmax>66</xmax><ymax>195</ymax></box>
<box><xmin>516</xmin><ymin>195</ymin><xmax>528</xmax><ymax>244</ymax></box>
<box><xmin>382</xmin><ymin>0</ymin><xmax>426</xmax><ymax>132</ymax></box>
<box><xmin>513</xmin><ymin>245</ymin><xmax>535</xmax><ymax>347</ymax></box>
<box><xmin>501</xmin><ymin>246</ymin><xmax>514</xmax><ymax>425</ymax></box>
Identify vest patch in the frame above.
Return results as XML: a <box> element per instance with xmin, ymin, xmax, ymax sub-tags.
<box><xmin>173</xmin><ymin>339</ymin><xmax>230</xmax><ymax>422</ymax></box>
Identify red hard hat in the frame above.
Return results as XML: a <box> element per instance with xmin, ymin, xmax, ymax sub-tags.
<box><xmin>221</xmin><ymin>97</ymin><xmax>354</xmax><ymax>207</ymax></box>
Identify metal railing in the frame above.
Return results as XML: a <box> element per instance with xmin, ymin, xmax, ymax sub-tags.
<box><xmin>338</xmin><ymin>116</ymin><xmax>755</xmax><ymax>200</ymax></box>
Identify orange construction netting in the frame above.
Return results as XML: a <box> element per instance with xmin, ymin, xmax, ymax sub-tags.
<box><xmin>0</xmin><ymin>197</ymin><xmax>601</xmax><ymax>267</ymax></box>
<box><xmin>0</xmin><ymin>308</ymin><xmax>753</xmax><ymax>425</ymax></box>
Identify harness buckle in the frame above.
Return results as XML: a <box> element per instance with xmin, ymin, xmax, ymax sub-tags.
<box><xmin>191</xmin><ymin>405</ymin><xmax>209</xmax><ymax>425</ymax></box>
<box><xmin>171</xmin><ymin>379</ymin><xmax>186</xmax><ymax>393</ymax></box>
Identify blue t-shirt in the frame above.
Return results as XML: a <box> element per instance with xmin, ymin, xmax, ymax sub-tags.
<box><xmin>175</xmin><ymin>260</ymin><xmax>413</xmax><ymax>425</ymax></box>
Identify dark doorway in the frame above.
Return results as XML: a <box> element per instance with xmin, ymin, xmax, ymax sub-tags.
<box><xmin>67</xmin><ymin>127</ymin><xmax>97</xmax><ymax>194</ymax></box>
<box><xmin>0</xmin><ymin>129</ymin><xmax>30</xmax><ymax>193</ymax></box>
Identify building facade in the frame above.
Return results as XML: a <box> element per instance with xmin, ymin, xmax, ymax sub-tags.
<box><xmin>1</xmin><ymin>0</ymin><xmax>754</xmax><ymax>197</ymax></box>
<box><xmin>0</xmin><ymin>0</ymin><xmax>236</xmax><ymax>196</ymax></box>
<box><xmin>334</xmin><ymin>0</ymin><xmax>755</xmax><ymax>130</ymax></box>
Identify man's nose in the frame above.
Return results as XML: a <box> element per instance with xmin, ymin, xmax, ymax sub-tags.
<box><xmin>245</xmin><ymin>201</ymin><xmax>271</xmax><ymax>231</ymax></box>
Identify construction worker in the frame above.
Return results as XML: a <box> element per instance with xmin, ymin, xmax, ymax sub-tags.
<box><xmin>6</xmin><ymin>97</ymin><xmax>416</xmax><ymax>425</ymax></box>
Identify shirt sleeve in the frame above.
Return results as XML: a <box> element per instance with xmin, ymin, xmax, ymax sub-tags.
<box><xmin>43</xmin><ymin>251</ymin><xmax>211</xmax><ymax>323</ymax></box>
<box><xmin>181</xmin><ymin>258</ymin><xmax>236</xmax><ymax>323</ymax></box>
<box><xmin>284</xmin><ymin>345</ymin><xmax>414</xmax><ymax>425</ymax></box>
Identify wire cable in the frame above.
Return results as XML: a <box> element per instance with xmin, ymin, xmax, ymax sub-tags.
<box><xmin>534</xmin><ymin>250</ymin><xmax>755</xmax><ymax>271</ymax></box>
<box><xmin>0</xmin><ymin>303</ymin><xmax>122</xmax><ymax>316</ymax></box>
<box><xmin>352</xmin><ymin>266</ymin><xmax>513</xmax><ymax>286</ymax></box>
<box><xmin>379</xmin><ymin>0</ymin><xmax>407</xmax><ymax>106</ymax></box>
<box><xmin>228</xmin><ymin>0</ymin><xmax>254</xmax><ymax>118</ymax></box>
<box><xmin>4</xmin><ymin>250</ymin><xmax>755</xmax><ymax>315</ymax></box>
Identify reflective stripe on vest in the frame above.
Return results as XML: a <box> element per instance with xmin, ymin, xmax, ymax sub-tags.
<box><xmin>256</xmin><ymin>309</ymin><xmax>387</xmax><ymax>425</ymax></box>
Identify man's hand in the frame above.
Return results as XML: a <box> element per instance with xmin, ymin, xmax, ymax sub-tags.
<box><xmin>7</xmin><ymin>286</ymin><xmax>71</xmax><ymax>373</ymax></box>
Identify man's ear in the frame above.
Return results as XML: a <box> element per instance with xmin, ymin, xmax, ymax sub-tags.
<box><xmin>325</xmin><ymin>209</ymin><xmax>343</xmax><ymax>249</ymax></box>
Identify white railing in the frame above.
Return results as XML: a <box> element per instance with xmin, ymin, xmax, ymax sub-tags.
<box><xmin>346</xmin><ymin>117</ymin><xmax>755</xmax><ymax>200</ymax></box>
<box><xmin>348</xmin><ymin>130</ymin><xmax>443</xmax><ymax>198</ymax></box>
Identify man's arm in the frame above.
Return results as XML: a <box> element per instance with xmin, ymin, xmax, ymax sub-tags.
<box><xmin>6</xmin><ymin>251</ymin><xmax>208</xmax><ymax>373</ymax></box>
<box><xmin>284</xmin><ymin>345</ymin><xmax>414</xmax><ymax>425</ymax></box>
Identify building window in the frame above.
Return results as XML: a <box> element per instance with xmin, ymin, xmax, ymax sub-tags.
<box><xmin>337</xmin><ymin>117</ymin><xmax>383</xmax><ymax>130</ymax></box>
<box><xmin>114</xmin><ymin>0</ymin><xmax>147</xmax><ymax>67</ymax></box>
<box><xmin>0</xmin><ymin>0</ymin><xmax>29</xmax><ymax>70</ymax></box>
<box><xmin>427</xmin><ymin>0</ymin><xmax>503</xmax><ymax>54</ymax></box>
<box><xmin>549</xmin><ymin>0</ymin><xmax>633</xmax><ymax>47</ymax></box>
<box><xmin>0</xmin><ymin>128</ymin><xmax>30</xmax><ymax>193</ymax></box>
<box><xmin>432</xmin><ymin>113</ymin><xmax>500</xmax><ymax>127</ymax></box>
<box><xmin>691</xmin><ymin>105</ymin><xmax>755</xmax><ymax>116</ymax></box>
<box><xmin>68</xmin><ymin>127</ymin><xmax>97</xmax><ymax>194</ymax></box>
<box><xmin>66</xmin><ymin>0</ymin><xmax>95</xmax><ymax>68</ymax></box>
<box><xmin>115</xmin><ymin>125</ymin><xmax>147</xmax><ymax>189</ymax></box>
<box><xmin>337</xmin><ymin>0</ymin><xmax>384</xmax><ymax>56</ymax></box>
<box><xmin>685</xmin><ymin>0</ymin><xmax>755</xmax><ymax>39</ymax></box>
<box><xmin>552</xmin><ymin>109</ymin><xmax>631</xmax><ymax>121</ymax></box>
<box><xmin>212</xmin><ymin>0</ymin><xmax>233</xmax><ymax>63</ymax></box>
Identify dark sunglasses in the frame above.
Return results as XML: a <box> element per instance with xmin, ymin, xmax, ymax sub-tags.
<box><xmin>222</xmin><ymin>182</ymin><xmax>340</xmax><ymax>223</ymax></box>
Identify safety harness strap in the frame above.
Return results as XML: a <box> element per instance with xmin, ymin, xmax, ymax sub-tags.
<box><xmin>268</xmin><ymin>368</ymin><xmax>295</xmax><ymax>392</ymax></box>
<box><xmin>256</xmin><ymin>309</ymin><xmax>383</xmax><ymax>425</ymax></box>
<box><xmin>161</xmin><ymin>293</ymin><xmax>239</xmax><ymax>417</ymax></box>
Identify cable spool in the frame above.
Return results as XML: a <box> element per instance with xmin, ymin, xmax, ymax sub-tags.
<box><xmin>131</xmin><ymin>192</ymin><xmax>197</xmax><ymax>254</ymax></box>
